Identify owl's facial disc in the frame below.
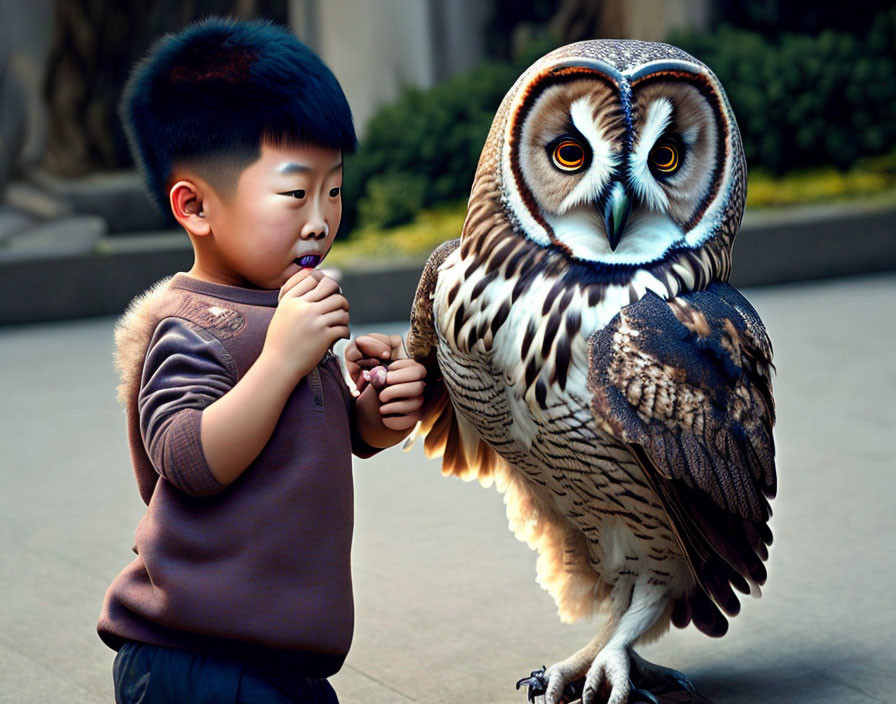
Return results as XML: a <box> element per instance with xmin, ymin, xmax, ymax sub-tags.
<box><xmin>517</xmin><ymin>81</ymin><xmax>622</xmax><ymax>217</ymax></box>
<box><xmin>507</xmin><ymin>66</ymin><xmax>733</xmax><ymax>268</ymax></box>
<box><xmin>630</xmin><ymin>81</ymin><xmax>725</xmax><ymax>249</ymax></box>
<box><xmin>516</xmin><ymin>80</ymin><xmax>685</xmax><ymax>265</ymax></box>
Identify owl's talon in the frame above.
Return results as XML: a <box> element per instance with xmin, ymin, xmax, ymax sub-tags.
<box><xmin>516</xmin><ymin>667</ymin><xmax>548</xmax><ymax>703</ymax></box>
<box><xmin>628</xmin><ymin>683</ymin><xmax>660</xmax><ymax>704</ymax></box>
<box><xmin>627</xmin><ymin>650</ymin><xmax>708</xmax><ymax>702</ymax></box>
<box><xmin>517</xmin><ymin>665</ymin><xmax>585</xmax><ymax>704</ymax></box>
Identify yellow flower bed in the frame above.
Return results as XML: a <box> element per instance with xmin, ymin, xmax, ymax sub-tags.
<box><xmin>327</xmin><ymin>201</ymin><xmax>468</xmax><ymax>268</ymax></box>
<box><xmin>747</xmin><ymin>164</ymin><xmax>896</xmax><ymax>208</ymax></box>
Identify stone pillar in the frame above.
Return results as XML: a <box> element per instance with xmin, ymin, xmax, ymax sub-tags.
<box><xmin>0</xmin><ymin>56</ymin><xmax>26</xmax><ymax>194</ymax></box>
<box><xmin>552</xmin><ymin>0</ymin><xmax>710</xmax><ymax>43</ymax></box>
<box><xmin>0</xmin><ymin>0</ymin><xmax>54</xmax><ymax>176</ymax></box>
<box><xmin>289</xmin><ymin>0</ymin><xmax>487</xmax><ymax>135</ymax></box>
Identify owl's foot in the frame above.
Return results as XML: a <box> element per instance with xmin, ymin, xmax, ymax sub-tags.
<box><xmin>517</xmin><ymin>646</ymin><xmax>630</xmax><ymax>704</ymax></box>
<box><xmin>516</xmin><ymin>666</ymin><xmax>584</xmax><ymax>704</ymax></box>
<box><xmin>517</xmin><ymin>650</ymin><xmax>711</xmax><ymax>704</ymax></box>
<box><xmin>580</xmin><ymin>646</ymin><xmax>632</xmax><ymax>704</ymax></box>
<box><xmin>517</xmin><ymin>635</ymin><xmax>603</xmax><ymax>704</ymax></box>
<box><xmin>627</xmin><ymin>650</ymin><xmax>711</xmax><ymax>703</ymax></box>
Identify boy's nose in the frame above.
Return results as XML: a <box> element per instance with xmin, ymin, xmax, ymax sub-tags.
<box><xmin>302</xmin><ymin>226</ymin><xmax>328</xmax><ymax>240</ymax></box>
<box><xmin>301</xmin><ymin>204</ymin><xmax>328</xmax><ymax>240</ymax></box>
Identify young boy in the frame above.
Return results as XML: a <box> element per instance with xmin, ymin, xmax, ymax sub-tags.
<box><xmin>98</xmin><ymin>18</ymin><xmax>425</xmax><ymax>703</ymax></box>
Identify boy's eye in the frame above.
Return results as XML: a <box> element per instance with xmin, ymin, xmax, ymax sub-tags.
<box><xmin>285</xmin><ymin>189</ymin><xmax>306</xmax><ymax>199</ymax></box>
<box><xmin>329</xmin><ymin>187</ymin><xmax>341</xmax><ymax>198</ymax></box>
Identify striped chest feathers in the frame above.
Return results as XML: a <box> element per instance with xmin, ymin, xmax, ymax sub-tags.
<box><xmin>433</xmin><ymin>245</ymin><xmax>679</xmax><ymax>430</ymax></box>
<box><xmin>432</xmin><ymin>245</ymin><xmax>688</xmax><ymax>571</ymax></box>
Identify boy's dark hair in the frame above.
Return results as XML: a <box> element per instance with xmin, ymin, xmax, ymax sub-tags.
<box><xmin>121</xmin><ymin>17</ymin><xmax>357</xmax><ymax>217</ymax></box>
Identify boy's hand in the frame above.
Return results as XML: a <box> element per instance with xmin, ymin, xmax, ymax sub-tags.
<box><xmin>369</xmin><ymin>357</ymin><xmax>426</xmax><ymax>431</ymax></box>
<box><xmin>348</xmin><ymin>332</ymin><xmax>427</xmax><ymax>444</ymax></box>
<box><xmin>344</xmin><ymin>333</ymin><xmax>407</xmax><ymax>393</ymax></box>
<box><xmin>264</xmin><ymin>269</ymin><xmax>350</xmax><ymax>383</ymax></box>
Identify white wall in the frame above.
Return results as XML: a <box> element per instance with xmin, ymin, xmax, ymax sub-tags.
<box><xmin>289</xmin><ymin>0</ymin><xmax>488</xmax><ymax>136</ymax></box>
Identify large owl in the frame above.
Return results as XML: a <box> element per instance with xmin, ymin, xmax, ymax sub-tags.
<box><xmin>406</xmin><ymin>41</ymin><xmax>776</xmax><ymax>704</ymax></box>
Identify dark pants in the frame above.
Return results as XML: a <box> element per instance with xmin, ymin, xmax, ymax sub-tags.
<box><xmin>113</xmin><ymin>641</ymin><xmax>340</xmax><ymax>704</ymax></box>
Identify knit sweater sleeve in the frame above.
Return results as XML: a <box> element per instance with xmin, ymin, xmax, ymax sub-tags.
<box><xmin>137</xmin><ymin>317</ymin><xmax>237</xmax><ymax>496</ymax></box>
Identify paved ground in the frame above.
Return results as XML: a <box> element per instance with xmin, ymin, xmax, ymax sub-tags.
<box><xmin>1</xmin><ymin>273</ymin><xmax>894</xmax><ymax>704</ymax></box>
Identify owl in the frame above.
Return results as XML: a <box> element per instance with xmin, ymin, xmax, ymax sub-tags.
<box><xmin>406</xmin><ymin>40</ymin><xmax>776</xmax><ymax>704</ymax></box>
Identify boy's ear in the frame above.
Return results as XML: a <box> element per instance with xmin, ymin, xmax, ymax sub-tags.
<box><xmin>170</xmin><ymin>180</ymin><xmax>211</xmax><ymax>236</ymax></box>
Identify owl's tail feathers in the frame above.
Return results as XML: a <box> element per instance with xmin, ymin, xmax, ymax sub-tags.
<box><xmin>404</xmin><ymin>376</ymin><xmax>501</xmax><ymax>488</ymax></box>
<box><xmin>626</xmin><ymin>444</ymin><xmax>772</xmax><ymax>639</ymax></box>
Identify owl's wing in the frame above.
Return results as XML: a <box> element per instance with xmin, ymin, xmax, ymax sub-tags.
<box><xmin>589</xmin><ymin>282</ymin><xmax>776</xmax><ymax>636</ymax></box>
<box><xmin>407</xmin><ymin>239</ymin><xmax>503</xmax><ymax>485</ymax></box>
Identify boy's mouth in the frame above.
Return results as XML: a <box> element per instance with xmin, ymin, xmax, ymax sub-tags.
<box><xmin>295</xmin><ymin>254</ymin><xmax>322</xmax><ymax>269</ymax></box>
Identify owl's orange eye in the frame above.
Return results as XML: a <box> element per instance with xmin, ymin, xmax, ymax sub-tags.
<box><xmin>552</xmin><ymin>139</ymin><xmax>586</xmax><ymax>172</ymax></box>
<box><xmin>649</xmin><ymin>141</ymin><xmax>680</xmax><ymax>174</ymax></box>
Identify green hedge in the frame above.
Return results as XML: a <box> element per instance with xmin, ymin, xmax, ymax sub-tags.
<box><xmin>341</xmin><ymin>42</ymin><xmax>554</xmax><ymax>233</ymax></box>
<box><xmin>670</xmin><ymin>9</ymin><xmax>896</xmax><ymax>173</ymax></box>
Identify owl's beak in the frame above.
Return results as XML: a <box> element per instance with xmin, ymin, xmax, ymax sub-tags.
<box><xmin>601</xmin><ymin>183</ymin><xmax>632</xmax><ymax>251</ymax></box>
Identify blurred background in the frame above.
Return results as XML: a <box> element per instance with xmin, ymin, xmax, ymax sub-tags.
<box><xmin>0</xmin><ymin>0</ymin><xmax>894</xmax><ymax>322</ymax></box>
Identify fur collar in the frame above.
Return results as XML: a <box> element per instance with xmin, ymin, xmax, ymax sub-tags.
<box><xmin>113</xmin><ymin>277</ymin><xmax>173</xmax><ymax>407</ymax></box>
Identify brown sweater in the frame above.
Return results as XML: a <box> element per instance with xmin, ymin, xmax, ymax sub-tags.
<box><xmin>98</xmin><ymin>274</ymin><xmax>373</xmax><ymax>676</ymax></box>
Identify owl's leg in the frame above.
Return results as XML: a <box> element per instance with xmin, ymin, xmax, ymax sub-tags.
<box><xmin>574</xmin><ymin>581</ymin><xmax>669</xmax><ymax>704</ymax></box>
<box><xmin>536</xmin><ymin>629</ymin><xmax>609</xmax><ymax>704</ymax></box>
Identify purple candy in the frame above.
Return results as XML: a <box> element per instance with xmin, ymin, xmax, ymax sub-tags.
<box><xmin>298</xmin><ymin>254</ymin><xmax>321</xmax><ymax>268</ymax></box>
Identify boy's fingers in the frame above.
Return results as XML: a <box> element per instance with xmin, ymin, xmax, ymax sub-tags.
<box><xmin>353</xmin><ymin>334</ymin><xmax>393</xmax><ymax>360</ymax></box>
<box><xmin>381</xmin><ymin>361</ymin><xmax>427</xmax><ymax>386</ymax></box>
<box><xmin>315</xmin><ymin>293</ymin><xmax>350</xmax><ymax>315</ymax></box>
<box><xmin>321</xmin><ymin>309</ymin><xmax>351</xmax><ymax>329</ymax></box>
<box><xmin>344</xmin><ymin>343</ymin><xmax>362</xmax><ymax>364</ymax></box>
<box><xmin>386</xmin><ymin>358</ymin><xmax>426</xmax><ymax>373</ymax></box>
<box><xmin>301</xmin><ymin>275</ymin><xmax>342</xmax><ymax>303</ymax></box>
<box><xmin>379</xmin><ymin>397</ymin><xmax>424</xmax><ymax>416</ymax></box>
<box><xmin>326</xmin><ymin>325</ymin><xmax>351</xmax><ymax>344</ymax></box>
<box><xmin>386</xmin><ymin>334</ymin><xmax>409</xmax><ymax>359</ymax></box>
<box><xmin>385</xmin><ymin>357</ymin><xmax>421</xmax><ymax>366</ymax></box>
<box><xmin>380</xmin><ymin>414</ymin><xmax>421</xmax><ymax>431</ymax></box>
<box><xmin>359</xmin><ymin>333</ymin><xmax>407</xmax><ymax>360</ymax></box>
<box><xmin>279</xmin><ymin>269</ymin><xmax>321</xmax><ymax>302</ymax></box>
<box><xmin>281</xmin><ymin>267</ymin><xmax>318</xmax><ymax>290</ymax></box>
<box><xmin>378</xmin><ymin>381</ymin><xmax>425</xmax><ymax>404</ymax></box>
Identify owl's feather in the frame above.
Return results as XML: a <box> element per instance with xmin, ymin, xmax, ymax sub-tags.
<box><xmin>589</xmin><ymin>284</ymin><xmax>776</xmax><ymax>520</ymax></box>
<box><xmin>407</xmin><ymin>239</ymin><xmax>503</xmax><ymax>485</ymax></box>
<box><xmin>587</xmin><ymin>283</ymin><xmax>775</xmax><ymax>634</ymax></box>
<box><xmin>408</xmin><ymin>40</ymin><xmax>775</xmax><ymax>701</ymax></box>
<box><xmin>408</xmin><ymin>242</ymin><xmax>617</xmax><ymax>624</ymax></box>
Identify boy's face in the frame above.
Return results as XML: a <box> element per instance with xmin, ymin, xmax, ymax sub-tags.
<box><xmin>196</xmin><ymin>140</ymin><xmax>343</xmax><ymax>289</ymax></box>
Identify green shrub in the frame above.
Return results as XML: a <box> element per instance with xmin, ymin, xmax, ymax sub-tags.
<box><xmin>342</xmin><ymin>40</ymin><xmax>555</xmax><ymax>234</ymax></box>
<box><xmin>670</xmin><ymin>9</ymin><xmax>896</xmax><ymax>174</ymax></box>
<box><xmin>357</xmin><ymin>173</ymin><xmax>426</xmax><ymax>229</ymax></box>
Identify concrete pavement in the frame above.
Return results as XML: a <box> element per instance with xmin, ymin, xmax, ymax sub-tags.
<box><xmin>1</xmin><ymin>273</ymin><xmax>894</xmax><ymax>703</ymax></box>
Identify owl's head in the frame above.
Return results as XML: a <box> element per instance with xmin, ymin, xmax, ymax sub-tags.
<box><xmin>482</xmin><ymin>40</ymin><xmax>746</xmax><ymax>272</ymax></box>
